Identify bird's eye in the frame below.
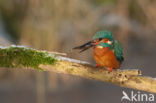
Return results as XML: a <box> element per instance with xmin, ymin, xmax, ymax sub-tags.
<box><xmin>98</xmin><ymin>38</ymin><xmax>103</xmax><ymax>41</ymax></box>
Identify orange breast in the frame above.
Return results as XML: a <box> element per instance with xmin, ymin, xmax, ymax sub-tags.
<box><xmin>94</xmin><ymin>47</ymin><xmax>120</xmax><ymax>69</ymax></box>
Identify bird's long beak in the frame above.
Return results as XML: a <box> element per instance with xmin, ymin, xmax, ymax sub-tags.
<box><xmin>73</xmin><ymin>40</ymin><xmax>95</xmax><ymax>53</ymax></box>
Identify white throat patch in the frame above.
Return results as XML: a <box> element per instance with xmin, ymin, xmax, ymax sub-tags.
<box><xmin>107</xmin><ymin>41</ymin><xmax>113</xmax><ymax>45</ymax></box>
<box><xmin>97</xmin><ymin>45</ymin><xmax>103</xmax><ymax>48</ymax></box>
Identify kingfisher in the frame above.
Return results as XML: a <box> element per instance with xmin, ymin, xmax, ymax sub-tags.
<box><xmin>73</xmin><ymin>30</ymin><xmax>124</xmax><ymax>72</ymax></box>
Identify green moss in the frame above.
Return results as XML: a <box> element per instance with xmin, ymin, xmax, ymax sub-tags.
<box><xmin>0</xmin><ymin>45</ymin><xmax>57</xmax><ymax>71</ymax></box>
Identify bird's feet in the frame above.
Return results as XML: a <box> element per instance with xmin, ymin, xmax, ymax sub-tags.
<box><xmin>108</xmin><ymin>67</ymin><xmax>113</xmax><ymax>73</ymax></box>
<box><xmin>95</xmin><ymin>65</ymin><xmax>113</xmax><ymax>73</ymax></box>
<box><xmin>95</xmin><ymin>64</ymin><xmax>101</xmax><ymax>67</ymax></box>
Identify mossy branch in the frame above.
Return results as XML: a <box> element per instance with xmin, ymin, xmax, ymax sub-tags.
<box><xmin>0</xmin><ymin>45</ymin><xmax>156</xmax><ymax>93</ymax></box>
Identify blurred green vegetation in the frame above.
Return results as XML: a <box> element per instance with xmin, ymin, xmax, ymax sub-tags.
<box><xmin>0</xmin><ymin>0</ymin><xmax>28</xmax><ymax>42</ymax></box>
<box><xmin>129</xmin><ymin>1</ymin><xmax>146</xmax><ymax>24</ymax></box>
<box><xmin>91</xmin><ymin>0</ymin><xmax>117</xmax><ymax>5</ymax></box>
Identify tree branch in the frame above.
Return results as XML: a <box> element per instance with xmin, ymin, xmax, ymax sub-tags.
<box><xmin>0</xmin><ymin>45</ymin><xmax>156</xmax><ymax>93</ymax></box>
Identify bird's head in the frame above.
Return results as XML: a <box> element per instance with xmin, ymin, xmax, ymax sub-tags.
<box><xmin>92</xmin><ymin>30</ymin><xmax>114</xmax><ymax>46</ymax></box>
<box><xmin>73</xmin><ymin>30</ymin><xmax>114</xmax><ymax>53</ymax></box>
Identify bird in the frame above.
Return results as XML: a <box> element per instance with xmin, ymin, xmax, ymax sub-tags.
<box><xmin>73</xmin><ymin>30</ymin><xmax>124</xmax><ymax>72</ymax></box>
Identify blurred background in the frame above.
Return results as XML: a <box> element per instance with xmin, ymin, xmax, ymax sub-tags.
<box><xmin>0</xmin><ymin>0</ymin><xmax>156</xmax><ymax>103</ymax></box>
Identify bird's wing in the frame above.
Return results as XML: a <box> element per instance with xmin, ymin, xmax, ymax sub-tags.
<box><xmin>113</xmin><ymin>40</ymin><xmax>124</xmax><ymax>63</ymax></box>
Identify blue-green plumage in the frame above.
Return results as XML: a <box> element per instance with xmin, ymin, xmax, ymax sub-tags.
<box><xmin>97</xmin><ymin>42</ymin><xmax>113</xmax><ymax>50</ymax></box>
<box><xmin>113</xmin><ymin>40</ymin><xmax>124</xmax><ymax>63</ymax></box>
<box><xmin>93</xmin><ymin>30</ymin><xmax>114</xmax><ymax>41</ymax></box>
